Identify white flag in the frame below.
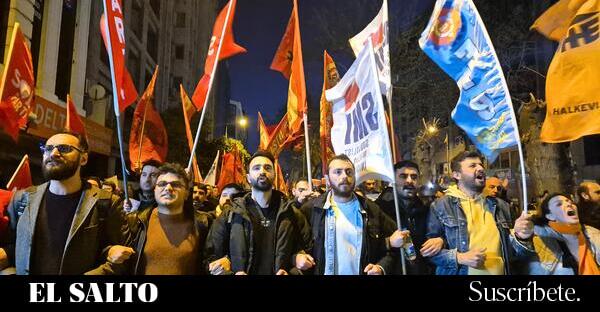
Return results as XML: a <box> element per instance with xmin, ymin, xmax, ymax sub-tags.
<box><xmin>326</xmin><ymin>40</ymin><xmax>394</xmax><ymax>184</ymax></box>
<box><xmin>348</xmin><ymin>0</ymin><xmax>390</xmax><ymax>99</ymax></box>
<box><xmin>203</xmin><ymin>150</ymin><xmax>220</xmax><ymax>186</ymax></box>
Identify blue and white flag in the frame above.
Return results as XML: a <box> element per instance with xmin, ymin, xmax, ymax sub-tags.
<box><xmin>419</xmin><ymin>0</ymin><xmax>519</xmax><ymax>162</ymax></box>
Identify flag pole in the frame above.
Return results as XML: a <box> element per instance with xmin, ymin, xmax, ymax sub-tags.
<box><xmin>367</xmin><ymin>38</ymin><xmax>406</xmax><ymax>275</ymax></box>
<box><xmin>102</xmin><ymin>0</ymin><xmax>130</xmax><ymax>202</ymax></box>
<box><xmin>187</xmin><ymin>1</ymin><xmax>234</xmax><ymax>171</ymax></box>
<box><xmin>470</xmin><ymin>0</ymin><xmax>528</xmax><ymax>212</ymax></box>
<box><xmin>303</xmin><ymin>114</ymin><xmax>313</xmax><ymax>190</ymax></box>
<box><xmin>6</xmin><ymin>154</ymin><xmax>28</xmax><ymax>189</ymax></box>
<box><xmin>136</xmin><ymin>97</ymin><xmax>149</xmax><ymax>172</ymax></box>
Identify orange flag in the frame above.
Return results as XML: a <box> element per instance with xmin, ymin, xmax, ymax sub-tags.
<box><xmin>101</xmin><ymin>1</ymin><xmax>138</xmax><ymax>112</ymax></box>
<box><xmin>272</xmin><ymin>0</ymin><xmax>306</xmax><ymax>133</ymax></box>
<box><xmin>216</xmin><ymin>148</ymin><xmax>245</xmax><ymax>192</ymax></box>
<box><xmin>532</xmin><ymin>0</ymin><xmax>600</xmax><ymax>142</ymax></box>
<box><xmin>258</xmin><ymin>112</ymin><xmax>275</xmax><ymax>150</ymax></box>
<box><xmin>65</xmin><ymin>94</ymin><xmax>87</xmax><ymax>137</ymax></box>
<box><xmin>265</xmin><ymin>113</ymin><xmax>303</xmax><ymax>158</ymax></box>
<box><xmin>180</xmin><ymin>85</ymin><xmax>203</xmax><ymax>183</ymax></box>
<box><xmin>274</xmin><ymin>159</ymin><xmax>288</xmax><ymax>196</ymax></box>
<box><xmin>129</xmin><ymin>67</ymin><xmax>167</xmax><ymax>173</ymax></box>
<box><xmin>319</xmin><ymin>50</ymin><xmax>340</xmax><ymax>174</ymax></box>
<box><xmin>7</xmin><ymin>154</ymin><xmax>32</xmax><ymax>190</ymax></box>
<box><xmin>192</xmin><ymin>0</ymin><xmax>246</xmax><ymax>111</ymax></box>
<box><xmin>0</xmin><ymin>23</ymin><xmax>35</xmax><ymax>141</ymax></box>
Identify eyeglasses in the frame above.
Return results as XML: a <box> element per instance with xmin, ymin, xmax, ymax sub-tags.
<box><xmin>39</xmin><ymin>143</ymin><xmax>84</xmax><ymax>155</ymax></box>
<box><xmin>156</xmin><ymin>181</ymin><xmax>185</xmax><ymax>190</ymax></box>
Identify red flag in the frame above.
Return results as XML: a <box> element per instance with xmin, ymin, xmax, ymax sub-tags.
<box><xmin>216</xmin><ymin>148</ymin><xmax>245</xmax><ymax>192</ymax></box>
<box><xmin>264</xmin><ymin>113</ymin><xmax>302</xmax><ymax>158</ymax></box>
<box><xmin>258</xmin><ymin>112</ymin><xmax>274</xmax><ymax>150</ymax></box>
<box><xmin>180</xmin><ymin>85</ymin><xmax>203</xmax><ymax>183</ymax></box>
<box><xmin>65</xmin><ymin>94</ymin><xmax>87</xmax><ymax>137</ymax></box>
<box><xmin>129</xmin><ymin>67</ymin><xmax>167</xmax><ymax>173</ymax></box>
<box><xmin>0</xmin><ymin>189</ymin><xmax>13</xmax><ymax>240</ymax></box>
<box><xmin>274</xmin><ymin>160</ymin><xmax>288</xmax><ymax>196</ymax></box>
<box><xmin>101</xmin><ymin>1</ymin><xmax>138</xmax><ymax>112</ymax></box>
<box><xmin>0</xmin><ymin>23</ymin><xmax>35</xmax><ymax>141</ymax></box>
<box><xmin>192</xmin><ymin>0</ymin><xmax>246</xmax><ymax>111</ymax></box>
<box><xmin>270</xmin><ymin>11</ymin><xmax>294</xmax><ymax>79</ymax></box>
<box><xmin>320</xmin><ymin>50</ymin><xmax>340</xmax><ymax>174</ymax></box>
<box><xmin>7</xmin><ymin>154</ymin><xmax>32</xmax><ymax>190</ymax></box>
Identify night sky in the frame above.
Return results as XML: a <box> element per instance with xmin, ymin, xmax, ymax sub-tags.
<box><xmin>224</xmin><ymin>0</ymin><xmax>436</xmax><ymax>152</ymax></box>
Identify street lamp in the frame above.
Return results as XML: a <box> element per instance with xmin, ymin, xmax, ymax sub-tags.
<box><xmin>237</xmin><ymin>115</ymin><xmax>248</xmax><ymax>128</ymax></box>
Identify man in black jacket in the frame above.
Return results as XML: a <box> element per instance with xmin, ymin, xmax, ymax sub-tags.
<box><xmin>205</xmin><ymin>150</ymin><xmax>311</xmax><ymax>275</ymax></box>
<box><xmin>298</xmin><ymin>154</ymin><xmax>406</xmax><ymax>275</ymax></box>
<box><xmin>375</xmin><ymin>161</ymin><xmax>442</xmax><ymax>275</ymax></box>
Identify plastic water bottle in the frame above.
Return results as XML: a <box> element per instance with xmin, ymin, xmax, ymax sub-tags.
<box><xmin>403</xmin><ymin>234</ymin><xmax>417</xmax><ymax>261</ymax></box>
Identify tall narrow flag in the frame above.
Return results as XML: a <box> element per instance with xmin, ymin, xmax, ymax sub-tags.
<box><xmin>258</xmin><ymin>112</ymin><xmax>271</xmax><ymax>150</ymax></box>
<box><xmin>532</xmin><ymin>0</ymin><xmax>600</xmax><ymax>142</ymax></box>
<box><xmin>204</xmin><ymin>150</ymin><xmax>221</xmax><ymax>186</ymax></box>
<box><xmin>271</xmin><ymin>0</ymin><xmax>306</xmax><ymax>132</ymax></box>
<box><xmin>320</xmin><ymin>51</ymin><xmax>340</xmax><ymax>175</ymax></box>
<box><xmin>192</xmin><ymin>0</ymin><xmax>246</xmax><ymax>111</ymax></box>
<box><xmin>419</xmin><ymin>0</ymin><xmax>519</xmax><ymax>162</ymax></box>
<box><xmin>180</xmin><ymin>85</ymin><xmax>203</xmax><ymax>182</ymax></box>
<box><xmin>6</xmin><ymin>154</ymin><xmax>32</xmax><ymax>190</ymax></box>
<box><xmin>349</xmin><ymin>0</ymin><xmax>391</xmax><ymax>100</ymax></box>
<box><xmin>274</xmin><ymin>160</ymin><xmax>289</xmax><ymax>196</ymax></box>
<box><xmin>216</xmin><ymin>148</ymin><xmax>245</xmax><ymax>191</ymax></box>
<box><xmin>65</xmin><ymin>94</ymin><xmax>87</xmax><ymax>137</ymax></box>
<box><xmin>100</xmin><ymin>1</ymin><xmax>138</xmax><ymax>112</ymax></box>
<box><xmin>326</xmin><ymin>40</ymin><xmax>395</xmax><ymax>184</ymax></box>
<box><xmin>0</xmin><ymin>23</ymin><xmax>35</xmax><ymax>141</ymax></box>
<box><xmin>129</xmin><ymin>67</ymin><xmax>167</xmax><ymax>173</ymax></box>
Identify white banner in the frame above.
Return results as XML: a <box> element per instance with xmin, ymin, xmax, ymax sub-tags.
<box><xmin>326</xmin><ymin>40</ymin><xmax>394</xmax><ymax>184</ymax></box>
<box><xmin>348</xmin><ymin>0</ymin><xmax>390</xmax><ymax>99</ymax></box>
<box><xmin>204</xmin><ymin>150</ymin><xmax>220</xmax><ymax>186</ymax></box>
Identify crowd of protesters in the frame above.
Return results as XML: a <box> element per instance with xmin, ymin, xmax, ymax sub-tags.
<box><xmin>1</xmin><ymin>131</ymin><xmax>599</xmax><ymax>275</ymax></box>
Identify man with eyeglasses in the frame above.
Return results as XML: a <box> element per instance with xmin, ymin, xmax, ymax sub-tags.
<box><xmin>112</xmin><ymin>163</ymin><xmax>211</xmax><ymax>274</ymax></box>
<box><xmin>0</xmin><ymin>132</ymin><xmax>129</xmax><ymax>274</ymax></box>
<box><xmin>205</xmin><ymin>150</ymin><xmax>311</xmax><ymax>275</ymax></box>
<box><xmin>374</xmin><ymin>160</ymin><xmax>443</xmax><ymax>274</ymax></box>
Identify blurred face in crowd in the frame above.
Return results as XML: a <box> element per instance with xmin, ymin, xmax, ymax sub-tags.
<box><xmin>327</xmin><ymin>159</ymin><xmax>355</xmax><ymax>198</ymax></box>
<box><xmin>364</xmin><ymin>179</ymin><xmax>377</xmax><ymax>193</ymax></box>
<box><xmin>193</xmin><ymin>185</ymin><xmax>208</xmax><ymax>203</ymax></box>
<box><xmin>247</xmin><ymin>156</ymin><xmax>274</xmax><ymax>192</ymax></box>
<box><xmin>211</xmin><ymin>186</ymin><xmax>220</xmax><ymax>199</ymax></box>
<box><xmin>220</xmin><ymin>186</ymin><xmax>241</xmax><ymax>206</ymax></box>
<box><xmin>546</xmin><ymin>195</ymin><xmax>579</xmax><ymax>225</ymax></box>
<box><xmin>140</xmin><ymin>164</ymin><xmax>160</xmax><ymax>193</ymax></box>
<box><xmin>292</xmin><ymin>180</ymin><xmax>310</xmax><ymax>199</ymax></box>
<box><xmin>453</xmin><ymin>157</ymin><xmax>486</xmax><ymax>193</ymax></box>
<box><xmin>581</xmin><ymin>182</ymin><xmax>600</xmax><ymax>204</ymax></box>
<box><xmin>396</xmin><ymin>167</ymin><xmax>419</xmax><ymax>199</ymax></box>
<box><xmin>42</xmin><ymin>133</ymin><xmax>87</xmax><ymax>181</ymax></box>
<box><xmin>484</xmin><ymin>177</ymin><xmax>503</xmax><ymax>198</ymax></box>
<box><xmin>154</xmin><ymin>173</ymin><xmax>189</xmax><ymax>210</ymax></box>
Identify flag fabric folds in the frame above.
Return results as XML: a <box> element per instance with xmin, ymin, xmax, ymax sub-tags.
<box><xmin>6</xmin><ymin>154</ymin><xmax>32</xmax><ymax>190</ymax></box>
<box><xmin>325</xmin><ymin>40</ymin><xmax>395</xmax><ymax>184</ymax></box>
<box><xmin>419</xmin><ymin>0</ymin><xmax>519</xmax><ymax>162</ymax></box>
<box><xmin>319</xmin><ymin>50</ymin><xmax>340</xmax><ymax>175</ymax></box>
<box><xmin>0</xmin><ymin>23</ymin><xmax>35</xmax><ymax>141</ymax></box>
<box><xmin>204</xmin><ymin>151</ymin><xmax>221</xmax><ymax>186</ymax></box>
<box><xmin>532</xmin><ymin>0</ymin><xmax>600</xmax><ymax>142</ymax></box>
<box><xmin>101</xmin><ymin>0</ymin><xmax>138</xmax><ymax>112</ymax></box>
<box><xmin>180</xmin><ymin>85</ymin><xmax>202</xmax><ymax>183</ymax></box>
<box><xmin>348</xmin><ymin>0</ymin><xmax>391</xmax><ymax>100</ymax></box>
<box><xmin>216</xmin><ymin>148</ymin><xmax>245</xmax><ymax>192</ymax></box>
<box><xmin>192</xmin><ymin>0</ymin><xmax>246</xmax><ymax>111</ymax></box>
<box><xmin>129</xmin><ymin>67</ymin><xmax>167</xmax><ymax>173</ymax></box>
<box><xmin>65</xmin><ymin>94</ymin><xmax>87</xmax><ymax>138</ymax></box>
<box><xmin>272</xmin><ymin>0</ymin><xmax>307</xmax><ymax>133</ymax></box>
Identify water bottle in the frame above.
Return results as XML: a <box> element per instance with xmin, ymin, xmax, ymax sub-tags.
<box><xmin>403</xmin><ymin>234</ymin><xmax>417</xmax><ymax>261</ymax></box>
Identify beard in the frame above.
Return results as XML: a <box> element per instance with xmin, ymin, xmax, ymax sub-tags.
<box><xmin>464</xmin><ymin>173</ymin><xmax>485</xmax><ymax>193</ymax></box>
<box><xmin>42</xmin><ymin>155</ymin><xmax>80</xmax><ymax>181</ymax></box>
<box><xmin>250</xmin><ymin>174</ymin><xmax>273</xmax><ymax>192</ymax></box>
<box><xmin>331</xmin><ymin>180</ymin><xmax>355</xmax><ymax>198</ymax></box>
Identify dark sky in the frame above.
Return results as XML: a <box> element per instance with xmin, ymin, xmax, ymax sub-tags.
<box><xmin>223</xmin><ymin>0</ymin><xmax>435</xmax><ymax>152</ymax></box>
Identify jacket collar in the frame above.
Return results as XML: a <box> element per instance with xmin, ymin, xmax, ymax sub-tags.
<box><xmin>65</xmin><ymin>184</ymin><xmax>100</xmax><ymax>247</ymax></box>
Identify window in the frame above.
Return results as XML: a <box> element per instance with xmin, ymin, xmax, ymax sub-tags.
<box><xmin>31</xmin><ymin>0</ymin><xmax>45</xmax><ymax>73</ymax></box>
<box><xmin>175</xmin><ymin>45</ymin><xmax>184</xmax><ymax>60</ymax></box>
<box><xmin>147</xmin><ymin>28</ymin><xmax>158</xmax><ymax>61</ymax></box>
<box><xmin>55</xmin><ymin>0</ymin><xmax>78</xmax><ymax>101</ymax></box>
<box><xmin>175</xmin><ymin>12</ymin><xmax>186</xmax><ymax>28</ymax></box>
<box><xmin>0</xmin><ymin>0</ymin><xmax>11</xmax><ymax>61</ymax></box>
<box><xmin>584</xmin><ymin>135</ymin><xmax>600</xmax><ymax>166</ymax></box>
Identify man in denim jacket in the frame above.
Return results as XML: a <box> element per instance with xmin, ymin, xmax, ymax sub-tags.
<box><xmin>426</xmin><ymin>151</ymin><xmax>535</xmax><ymax>275</ymax></box>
